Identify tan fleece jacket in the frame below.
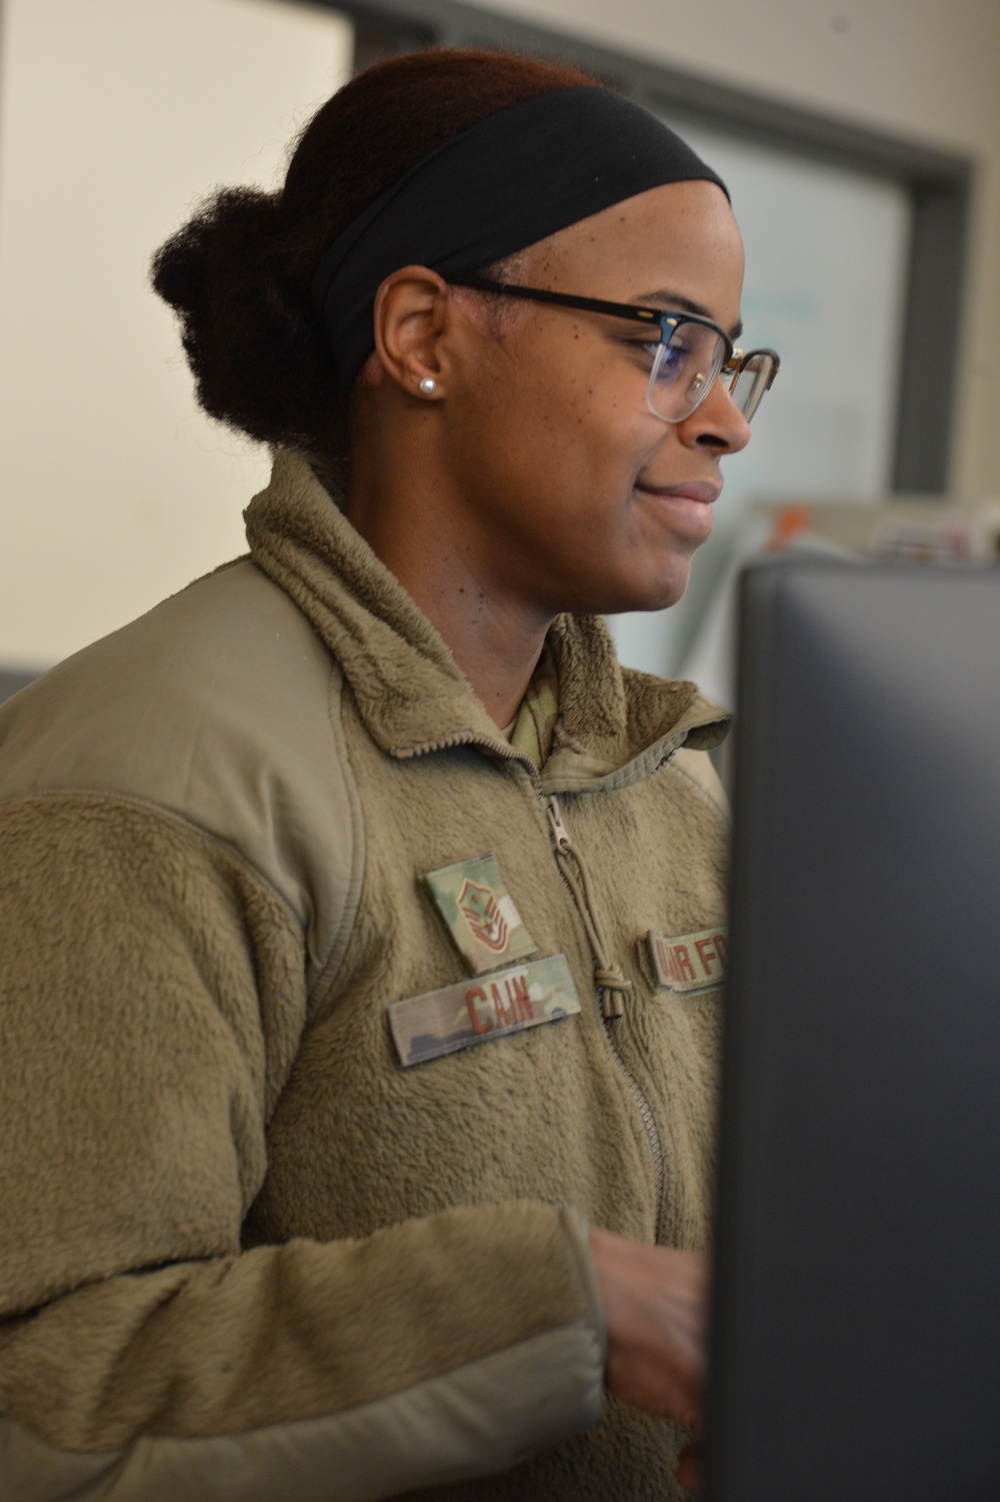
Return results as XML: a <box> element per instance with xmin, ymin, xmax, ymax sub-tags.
<box><xmin>0</xmin><ymin>451</ymin><xmax>730</xmax><ymax>1501</ymax></box>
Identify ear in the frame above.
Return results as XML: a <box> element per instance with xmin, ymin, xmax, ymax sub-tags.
<box><xmin>372</xmin><ymin>266</ymin><xmax>452</xmax><ymax>401</ymax></box>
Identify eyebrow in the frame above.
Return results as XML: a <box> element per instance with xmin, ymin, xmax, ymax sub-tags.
<box><xmin>637</xmin><ymin>289</ymin><xmax>743</xmax><ymax>342</ymax></box>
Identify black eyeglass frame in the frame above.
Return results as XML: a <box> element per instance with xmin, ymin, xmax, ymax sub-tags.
<box><xmin>451</xmin><ymin>275</ymin><xmax>780</xmax><ymax>423</ymax></box>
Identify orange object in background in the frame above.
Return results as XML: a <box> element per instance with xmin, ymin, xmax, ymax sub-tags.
<box><xmin>766</xmin><ymin>503</ymin><xmax>812</xmax><ymax>550</ymax></box>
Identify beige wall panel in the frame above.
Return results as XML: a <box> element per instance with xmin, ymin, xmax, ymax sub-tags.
<box><xmin>478</xmin><ymin>0</ymin><xmax>997</xmax><ymax>147</ymax></box>
<box><xmin>0</xmin><ymin>0</ymin><xmax>352</xmax><ymax>667</ymax></box>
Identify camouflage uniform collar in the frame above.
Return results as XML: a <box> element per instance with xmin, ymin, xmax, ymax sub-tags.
<box><xmin>245</xmin><ymin>451</ymin><xmax>729</xmax><ymax>782</ymax></box>
<box><xmin>509</xmin><ymin>643</ymin><xmax>559</xmax><ymax>770</ymax></box>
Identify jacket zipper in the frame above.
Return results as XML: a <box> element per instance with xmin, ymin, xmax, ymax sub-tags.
<box><xmin>393</xmin><ymin>731</ymin><xmax>669</xmax><ymax>1237</ymax></box>
<box><xmin>545</xmin><ymin>794</ymin><xmax>666</xmax><ymax>1239</ymax></box>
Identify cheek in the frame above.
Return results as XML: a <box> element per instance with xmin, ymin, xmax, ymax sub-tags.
<box><xmin>454</xmin><ymin>330</ymin><xmax>658</xmax><ymax>543</ymax></box>
<box><xmin>508</xmin><ymin>348</ymin><xmax>647</xmax><ymax>486</ymax></box>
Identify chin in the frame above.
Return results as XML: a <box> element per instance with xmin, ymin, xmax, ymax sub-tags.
<box><xmin>559</xmin><ymin>551</ymin><xmax>694</xmax><ymax>617</ymax></box>
<box><xmin>603</xmin><ymin>570</ymin><xmax>691</xmax><ymax>616</ymax></box>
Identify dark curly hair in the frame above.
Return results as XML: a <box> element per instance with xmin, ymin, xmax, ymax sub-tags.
<box><xmin>151</xmin><ymin>49</ymin><xmax>600</xmax><ymax>453</ymax></box>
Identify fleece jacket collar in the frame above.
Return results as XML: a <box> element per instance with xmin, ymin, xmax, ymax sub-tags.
<box><xmin>244</xmin><ymin>451</ymin><xmax>729</xmax><ymax>791</ymax></box>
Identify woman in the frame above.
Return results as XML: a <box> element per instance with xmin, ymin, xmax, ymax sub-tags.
<box><xmin>0</xmin><ymin>48</ymin><xmax>777</xmax><ymax>1502</ymax></box>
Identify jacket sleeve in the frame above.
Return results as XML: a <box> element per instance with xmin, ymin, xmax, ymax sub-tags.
<box><xmin>0</xmin><ymin>794</ymin><xmax>605</xmax><ymax>1502</ymax></box>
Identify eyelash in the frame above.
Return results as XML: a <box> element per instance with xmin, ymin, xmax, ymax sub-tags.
<box><xmin>622</xmin><ymin>338</ymin><xmax>661</xmax><ymax>359</ymax></box>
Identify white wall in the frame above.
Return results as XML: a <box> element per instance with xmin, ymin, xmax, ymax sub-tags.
<box><xmin>0</xmin><ymin>0</ymin><xmax>352</xmax><ymax>668</ymax></box>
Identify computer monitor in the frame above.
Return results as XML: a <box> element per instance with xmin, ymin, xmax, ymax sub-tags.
<box><xmin>706</xmin><ymin>557</ymin><xmax>1000</xmax><ymax>1501</ymax></box>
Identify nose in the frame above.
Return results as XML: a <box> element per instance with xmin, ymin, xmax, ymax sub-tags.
<box><xmin>676</xmin><ymin>376</ymin><xmax>751</xmax><ymax>455</ymax></box>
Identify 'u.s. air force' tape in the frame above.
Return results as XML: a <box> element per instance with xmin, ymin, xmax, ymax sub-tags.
<box><xmin>647</xmin><ymin>926</ymin><xmax>727</xmax><ymax>995</ymax></box>
<box><xmin>389</xmin><ymin>953</ymin><xmax>581</xmax><ymax>1067</ymax></box>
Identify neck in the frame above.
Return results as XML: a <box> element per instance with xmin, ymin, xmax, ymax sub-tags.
<box><xmin>343</xmin><ymin>421</ymin><xmax>554</xmax><ymax>727</ymax></box>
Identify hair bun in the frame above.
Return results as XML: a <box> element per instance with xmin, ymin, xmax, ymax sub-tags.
<box><xmin>151</xmin><ymin>187</ymin><xmax>338</xmax><ymax>449</ymax></box>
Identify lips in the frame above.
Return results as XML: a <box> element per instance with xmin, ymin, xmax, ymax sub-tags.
<box><xmin>634</xmin><ymin>480</ymin><xmax>722</xmax><ymax>505</ymax></box>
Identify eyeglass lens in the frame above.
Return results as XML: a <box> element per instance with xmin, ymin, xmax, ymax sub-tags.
<box><xmin>648</xmin><ymin>321</ymin><xmax>778</xmax><ymax>425</ymax></box>
<box><xmin>647</xmin><ymin>321</ymin><xmax>728</xmax><ymax>422</ymax></box>
<box><xmin>729</xmin><ymin>351</ymin><xmax>778</xmax><ymax>422</ymax></box>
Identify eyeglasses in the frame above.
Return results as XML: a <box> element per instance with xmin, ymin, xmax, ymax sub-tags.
<box><xmin>451</xmin><ymin>277</ymin><xmax>780</xmax><ymax>425</ymax></box>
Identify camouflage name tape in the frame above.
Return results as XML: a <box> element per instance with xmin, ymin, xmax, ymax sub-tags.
<box><xmin>389</xmin><ymin>953</ymin><xmax>581</xmax><ymax>1067</ymax></box>
<box><xmin>423</xmin><ymin>853</ymin><xmax>537</xmax><ymax>975</ymax></box>
<box><xmin>647</xmin><ymin>926</ymin><xmax>728</xmax><ymax>995</ymax></box>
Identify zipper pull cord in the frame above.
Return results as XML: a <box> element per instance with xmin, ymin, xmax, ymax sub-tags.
<box><xmin>547</xmin><ymin>796</ymin><xmax>633</xmax><ymax>1021</ymax></box>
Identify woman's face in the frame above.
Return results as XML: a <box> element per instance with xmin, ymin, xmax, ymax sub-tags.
<box><xmin>440</xmin><ymin>179</ymin><xmax>750</xmax><ymax>618</ymax></box>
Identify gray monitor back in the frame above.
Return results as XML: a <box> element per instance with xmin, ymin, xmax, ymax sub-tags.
<box><xmin>707</xmin><ymin>558</ymin><xmax>1000</xmax><ymax>1501</ymax></box>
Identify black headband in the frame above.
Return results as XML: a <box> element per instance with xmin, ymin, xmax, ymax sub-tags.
<box><xmin>311</xmin><ymin>85</ymin><xmax>728</xmax><ymax>388</ymax></box>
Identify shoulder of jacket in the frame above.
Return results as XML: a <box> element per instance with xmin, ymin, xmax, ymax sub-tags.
<box><xmin>0</xmin><ymin>560</ymin><xmax>363</xmax><ymax>993</ymax></box>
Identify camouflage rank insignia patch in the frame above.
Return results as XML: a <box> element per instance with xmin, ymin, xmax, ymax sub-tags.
<box><xmin>424</xmin><ymin>854</ymin><xmax>537</xmax><ymax>974</ymax></box>
<box><xmin>647</xmin><ymin>926</ymin><xmax>728</xmax><ymax>995</ymax></box>
<box><xmin>389</xmin><ymin>953</ymin><xmax>581</xmax><ymax>1067</ymax></box>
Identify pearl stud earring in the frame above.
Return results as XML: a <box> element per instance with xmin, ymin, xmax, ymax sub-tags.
<box><xmin>418</xmin><ymin>377</ymin><xmax>438</xmax><ymax>396</ymax></box>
